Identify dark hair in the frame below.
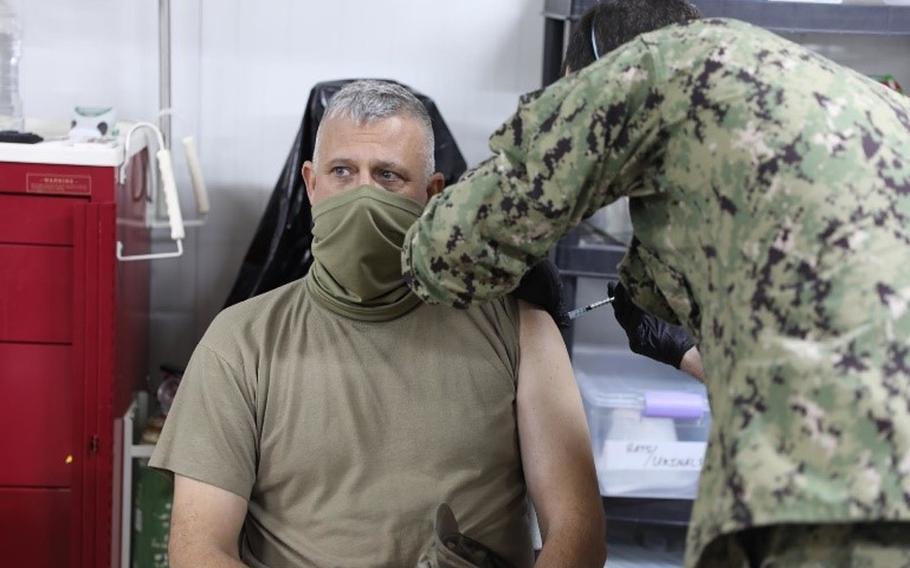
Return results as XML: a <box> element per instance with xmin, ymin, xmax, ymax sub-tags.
<box><xmin>562</xmin><ymin>0</ymin><xmax>701</xmax><ymax>75</ymax></box>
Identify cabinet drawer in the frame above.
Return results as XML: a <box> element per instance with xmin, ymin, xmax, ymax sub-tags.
<box><xmin>0</xmin><ymin>244</ymin><xmax>73</xmax><ymax>343</ymax></box>
<box><xmin>0</xmin><ymin>194</ymin><xmax>77</xmax><ymax>246</ymax></box>
<box><xmin>0</xmin><ymin>343</ymin><xmax>74</xmax><ymax>487</ymax></box>
<box><xmin>0</xmin><ymin>487</ymin><xmax>71</xmax><ymax>567</ymax></box>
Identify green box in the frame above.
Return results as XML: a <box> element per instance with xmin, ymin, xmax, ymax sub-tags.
<box><xmin>132</xmin><ymin>460</ymin><xmax>173</xmax><ymax>568</ymax></box>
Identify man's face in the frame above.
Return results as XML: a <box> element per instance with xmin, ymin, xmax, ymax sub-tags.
<box><xmin>302</xmin><ymin>114</ymin><xmax>444</xmax><ymax>208</ymax></box>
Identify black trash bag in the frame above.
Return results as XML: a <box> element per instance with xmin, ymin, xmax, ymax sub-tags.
<box><xmin>223</xmin><ymin>79</ymin><xmax>468</xmax><ymax>309</ymax></box>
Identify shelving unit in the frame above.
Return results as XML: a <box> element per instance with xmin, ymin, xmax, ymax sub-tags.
<box><xmin>603</xmin><ymin>497</ymin><xmax>694</xmax><ymax>527</ymax></box>
<box><xmin>541</xmin><ymin>0</ymin><xmax>910</xmax><ymax>84</ymax></box>
<box><xmin>545</xmin><ymin>0</ymin><xmax>910</xmax><ymax>34</ymax></box>
<box><xmin>552</xmin><ymin>225</ymin><xmax>625</xmax><ymax>351</ymax></box>
<box><xmin>556</xmin><ymin>241</ymin><xmax>625</xmax><ymax>279</ymax></box>
<box><xmin>118</xmin><ymin>398</ymin><xmax>158</xmax><ymax>568</ymax></box>
<box><xmin>694</xmin><ymin>0</ymin><xmax>910</xmax><ymax>36</ymax></box>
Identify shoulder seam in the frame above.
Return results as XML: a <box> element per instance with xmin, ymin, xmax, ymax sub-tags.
<box><xmin>196</xmin><ymin>342</ymin><xmax>243</xmax><ymax>379</ymax></box>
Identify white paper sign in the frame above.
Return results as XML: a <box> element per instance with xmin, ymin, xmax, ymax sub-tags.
<box><xmin>603</xmin><ymin>441</ymin><xmax>707</xmax><ymax>472</ymax></box>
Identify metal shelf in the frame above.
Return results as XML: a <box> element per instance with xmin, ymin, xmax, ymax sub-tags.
<box><xmin>543</xmin><ymin>0</ymin><xmax>910</xmax><ymax>36</ymax></box>
<box><xmin>556</xmin><ymin>242</ymin><xmax>625</xmax><ymax>279</ymax></box>
<box><xmin>118</xmin><ymin>397</ymin><xmax>162</xmax><ymax>568</ymax></box>
<box><xmin>543</xmin><ymin>0</ymin><xmax>598</xmax><ymax>19</ymax></box>
<box><xmin>697</xmin><ymin>0</ymin><xmax>910</xmax><ymax>36</ymax></box>
<box><xmin>132</xmin><ymin>444</ymin><xmax>156</xmax><ymax>459</ymax></box>
<box><xmin>603</xmin><ymin>497</ymin><xmax>694</xmax><ymax>527</ymax></box>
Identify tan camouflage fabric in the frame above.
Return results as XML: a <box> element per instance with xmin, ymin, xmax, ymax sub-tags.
<box><xmin>416</xmin><ymin>504</ymin><xmax>515</xmax><ymax>568</ymax></box>
<box><xmin>402</xmin><ymin>18</ymin><xmax>910</xmax><ymax>567</ymax></box>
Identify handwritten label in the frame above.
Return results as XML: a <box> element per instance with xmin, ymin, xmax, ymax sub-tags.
<box><xmin>603</xmin><ymin>441</ymin><xmax>706</xmax><ymax>472</ymax></box>
<box><xmin>27</xmin><ymin>173</ymin><xmax>92</xmax><ymax>196</ymax></box>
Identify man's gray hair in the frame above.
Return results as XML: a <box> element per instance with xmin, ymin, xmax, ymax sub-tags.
<box><xmin>314</xmin><ymin>80</ymin><xmax>436</xmax><ymax>179</ymax></box>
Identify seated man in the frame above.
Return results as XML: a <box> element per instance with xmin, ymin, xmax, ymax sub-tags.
<box><xmin>150</xmin><ymin>80</ymin><xmax>605</xmax><ymax>568</ymax></box>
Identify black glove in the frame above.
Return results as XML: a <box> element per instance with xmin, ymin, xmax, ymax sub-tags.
<box><xmin>608</xmin><ymin>282</ymin><xmax>696</xmax><ymax>369</ymax></box>
<box><xmin>511</xmin><ymin>260</ymin><xmax>569</xmax><ymax>328</ymax></box>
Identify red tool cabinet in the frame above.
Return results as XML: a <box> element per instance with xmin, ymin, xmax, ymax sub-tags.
<box><xmin>0</xmin><ymin>139</ymin><xmax>151</xmax><ymax>567</ymax></box>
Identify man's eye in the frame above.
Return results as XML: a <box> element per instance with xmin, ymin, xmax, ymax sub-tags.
<box><xmin>332</xmin><ymin>167</ymin><xmax>350</xmax><ymax>176</ymax></box>
<box><xmin>381</xmin><ymin>170</ymin><xmax>401</xmax><ymax>181</ymax></box>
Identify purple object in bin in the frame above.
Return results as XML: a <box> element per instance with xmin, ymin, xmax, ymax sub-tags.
<box><xmin>644</xmin><ymin>391</ymin><xmax>705</xmax><ymax>420</ymax></box>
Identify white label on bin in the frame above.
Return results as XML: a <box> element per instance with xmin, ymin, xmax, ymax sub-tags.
<box><xmin>603</xmin><ymin>441</ymin><xmax>707</xmax><ymax>472</ymax></box>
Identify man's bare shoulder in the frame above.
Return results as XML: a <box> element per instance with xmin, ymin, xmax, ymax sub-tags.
<box><xmin>515</xmin><ymin>299</ymin><xmax>561</xmax><ymax>341</ymax></box>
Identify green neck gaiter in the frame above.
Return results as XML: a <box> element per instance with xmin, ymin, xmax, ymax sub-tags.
<box><xmin>306</xmin><ymin>185</ymin><xmax>424</xmax><ymax>322</ymax></box>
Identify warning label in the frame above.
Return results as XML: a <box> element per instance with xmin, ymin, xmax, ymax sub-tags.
<box><xmin>26</xmin><ymin>173</ymin><xmax>92</xmax><ymax>196</ymax></box>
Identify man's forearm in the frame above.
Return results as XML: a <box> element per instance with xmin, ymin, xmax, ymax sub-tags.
<box><xmin>170</xmin><ymin>546</ymin><xmax>248</xmax><ymax>568</ymax></box>
<box><xmin>535</xmin><ymin>520</ymin><xmax>606</xmax><ymax>568</ymax></box>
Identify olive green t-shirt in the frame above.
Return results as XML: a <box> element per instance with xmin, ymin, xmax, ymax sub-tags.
<box><xmin>149</xmin><ymin>278</ymin><xmax>533</xmax><ymax>567</ymax></box>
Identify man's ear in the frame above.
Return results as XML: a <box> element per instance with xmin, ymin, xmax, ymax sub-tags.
<box><xmin>302</xmin><ymin>161</ymin><xmax>316</xmax><ymax>204</ymax></box>
<box><xmin>426</xmin><ymin>172</ymin><xmax>446</xmax><ymax>200</ymax></box>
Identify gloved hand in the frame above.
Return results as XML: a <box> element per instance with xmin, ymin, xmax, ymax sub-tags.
<box><xmin>510</xmin><ymin>259</ymin><xmax>569</xmax><ymax>328</ymax></box>
<box><xmin>608</xmin><ymin>282</ymin><xmax>696</xmax><ymax>369</ymax></box>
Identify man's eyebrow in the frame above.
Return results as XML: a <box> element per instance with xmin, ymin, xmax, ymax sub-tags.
<box><xmin>373</xmin><ymin>160</ymin><xmax>408</xmax><ymax>172</ymax></box>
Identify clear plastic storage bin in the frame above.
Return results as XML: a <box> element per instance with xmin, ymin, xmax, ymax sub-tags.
<box><xmin>574</xmin><ymin>346</ymin><xmax>711</xmax><ymax>499</ymax></box>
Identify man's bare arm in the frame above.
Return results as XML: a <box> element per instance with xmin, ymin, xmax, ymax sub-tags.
<box><xmin>169</xmin><ymin>475</ymin><xmax>249</xmax><ymax>568</ymax></box>
<box><xmin>516</xmin><ymin>301</ymin><xmax>606</xmax><ymax>567</ymax></box>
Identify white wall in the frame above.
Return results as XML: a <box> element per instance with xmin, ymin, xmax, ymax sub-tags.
<box><xmin>187</xmin><ymin>0</ymin><xmax>545</xmax><ymax>370</ymax></box>
<box><xmin>18</xmin><ymin>0</ymin><xmax>546</xmax><ymax>372</ymax></box>
<box><xmin>18</xmin><ymin>1</ymin><xmax>910</xmax><ymax>373</ymax></box>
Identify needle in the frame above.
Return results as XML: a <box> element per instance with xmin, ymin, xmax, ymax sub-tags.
<box><xmin>566</xmin><ymin>296</ymin><xmax>615</xmax><ymax>321</ymax></box>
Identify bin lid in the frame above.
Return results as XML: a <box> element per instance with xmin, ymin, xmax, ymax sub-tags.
<box><xmin>574</xmin><ymin>347</ymin><xmax>709</xmax><ymax>419</ymax></box>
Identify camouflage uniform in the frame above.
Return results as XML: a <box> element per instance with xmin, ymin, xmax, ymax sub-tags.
<box><xmin>706</xmin><ymin>523</ymin><xmax>910</xmax><ymax>567</ymax></box>
<box><xmin>402</xmin><ymin>18</ymin><xmax>910</xmax><ymax>568</ymax></box>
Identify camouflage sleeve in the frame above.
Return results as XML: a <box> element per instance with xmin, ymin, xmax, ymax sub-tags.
<box><xmin>616</xmin><ymin>235</ymin><xmax>705</xmax><ymax>342</ymax></box>
<box><xmin>617</xmin><ymin>238</ymin><xmax>679</xmax><ymax>325</ymax></box>
<box><xmin>403</xmin><ymin>39</ymin><xmax>667</xmax><ymax>307</ymax></box>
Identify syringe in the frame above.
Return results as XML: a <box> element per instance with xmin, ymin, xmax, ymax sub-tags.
<box><xmin>565</xmin><ymin>296</ymin><xmax>615</xmax><ymax>321</ymax></box>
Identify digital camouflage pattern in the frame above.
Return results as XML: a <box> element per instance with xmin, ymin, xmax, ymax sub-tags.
<box><xmin>702</xmin><ymin>523</ymin><xmax>910</xmax><ymax>567</ymax></box>
<box><xmin>402</xmin><ymin>18</ymin><xmax>910</xmax><ymax>567</ymax></box>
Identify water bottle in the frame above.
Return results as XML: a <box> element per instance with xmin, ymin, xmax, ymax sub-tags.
<box><xmin>0</xmin><ymin>0</ymin><xmax>22</xmax><ymax>132</ymax></box>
